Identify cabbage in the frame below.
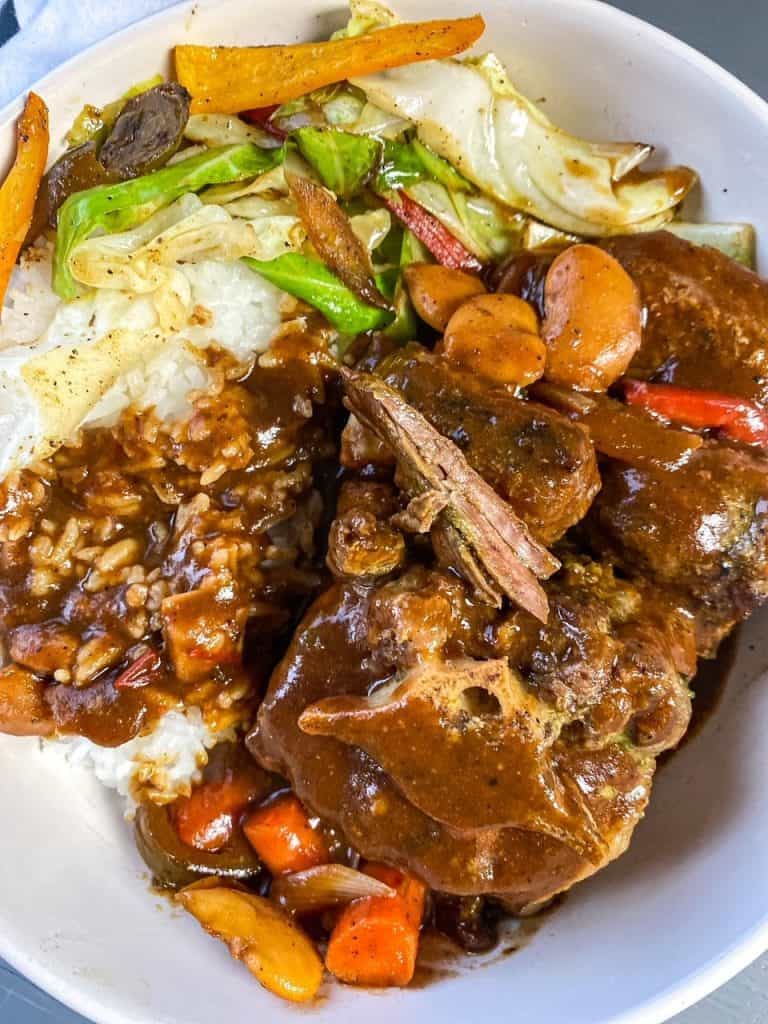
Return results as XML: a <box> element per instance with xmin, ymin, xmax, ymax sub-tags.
<box><xmin>354</xmin><ymin>53</ymin><xmax>697</xmax><ymax>235</ymax></box>
<box><xmin>69</xmin><ymin>194</ymin><xmax>304</xmax><ymax>330</ymax></box>
<box><xmin>665</xmin><ymin>222</ymin><xmax>756</xmax><ymax>268</ymax></box>
<box><xmin>332</xmin><ymin>0</ymin><xmax>396</xmax><ymax>38</ymax></box>
<box><xmin>54</xmin><ymin>144</ymin><xmax>284</xmax><ymax>299</ymax></box>
<box><xmin>294</xmin><ymin>128</ymin><xmax>381</xmax><ymax>197</ymax></box>
<box><xmin>405</xmin><ymin>180</ymin><xmax>524</xmax><ymax>260</ymax></box>
<box><xmin>349</xmin><ymin>208</ymin><xmax>392</xmax><ymax>251</ymax></box>
<box><xmin>319</xmin><ymin>91</ymin><xmax>410</xmax><ymax>140</ymax></box>
<box><xmin>201</xmin><ymin>163</ymin><xmax>289</xmax><ymax>205</ymax></box>
<box><xmin>321</xmin><ymin>90</ymin><xmax>367</xmax><ymax>127</ymax></box>
<box><xmin>184</xmin><ymin>114</ymin><xmax>278</xmax><ymax>150</ymax></box>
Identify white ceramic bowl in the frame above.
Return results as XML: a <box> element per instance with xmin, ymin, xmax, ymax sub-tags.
<box><xmin>2</xmin><ymin>2</ymin><xmax>768</xmax><ymax>1022</ymax></box>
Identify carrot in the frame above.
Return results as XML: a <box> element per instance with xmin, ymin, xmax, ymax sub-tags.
<box><xmin>542</xmin><ymin>243</ymin><xmax>641</xmax><ymax>390</ymax></box>
<box><xmin>173</xmin><ymin>772</ymin><xmax>265</xmax><ymax>852</ymax></box>
<box><xmin>175</xmin><ymin>16</ymin><xmax>485</xmax><ymax>114</ymax></box>
<box><xmin>623</xmin><ymin>379</ymin><xmax>768</xmax><ymax>447</ymax></box>
<box><xmin>0</xmin><ymin>92</ymin><xmax>49</xmax><ymax>314</ymax></box>
<box><xmin>325</xmin><ymin>862</ymin><xmax>426</xmax><ymax>987</ymax></box>
<box><xmin>243</xmin><ymin>793</ymin><xmax>330</xmax><ymax>875</ymax></box>
<box><xmin>438</xmin><ymin>293</ymin><xmax>546</xmax><ymax>388</ymax></box>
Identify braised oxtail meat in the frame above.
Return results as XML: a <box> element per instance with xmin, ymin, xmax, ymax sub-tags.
<box><xmin>341</xmin><ymin>367</ymin><xmax>559</xmax><ymax>620</ymax></box>
<box><xmin>587</xmin><ymin>443</ymin><xmax>768</xmax><ymax>656</ymax></box>
<box><xmin>249</xmin><ymin>555</ymin><xmax>692</xmax><ymax>908</ymax></box>
<box><xmin>602</xmin><ymin>231</ymin><xmax>768</xmax><ymax>403</ymax></box>
<box><xmin>343</xmin><ymin>345</ymin><xmax>600</xmax><ymax>547</ymax></box>
<box><xmin>327</xmin><ymin>480</ymin><xmax>406</xmax><ymax>580</ymax></box>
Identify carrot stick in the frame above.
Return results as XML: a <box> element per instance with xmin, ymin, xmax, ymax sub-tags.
<box><xmin>0</xmin><ymin>92</ymin><xmax>49</xmax><ymax>314</ymax></box>
<box><xmin>325</xmin><ymin>862</ymin><xmax>426</xmax><ymax>987</ymax></box>
<box><xmin>175</xmin><ymin>16</ymin><xmax>485</xmax><ymax>114</ymax></box>
<box><xmin>173</xmin><ymin>772</ymin><xmax>266</xmax><ymax>852</ymax></box>
<box><xmin>243</xmin><ymin>793</ymin><xmax>330</xmax><ymax>875</ymax></box>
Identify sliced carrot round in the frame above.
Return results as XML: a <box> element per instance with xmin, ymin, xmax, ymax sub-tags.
<box><xmin>403</xmin><ymin>262</ymin><xmax>486</xmax><ymax>331</ymax></box>
<box><xmin>541</xmin><ymin>243</ymin><xmax>641</xmax><ymax>390</ymax></box>
<box><xmin>438</xmin><ymin>293</ymin><xmax>545</xmax><ymax>388</ymax></box>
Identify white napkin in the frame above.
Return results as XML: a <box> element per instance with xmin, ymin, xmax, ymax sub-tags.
<box><xmin>1</xmin><ymin>0</ymin><xmax>178</xmax><ymax>109</ymax></box>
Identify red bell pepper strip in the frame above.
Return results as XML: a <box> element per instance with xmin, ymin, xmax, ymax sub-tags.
<box><xmin>114</xmin><ymin>648</ymin><xmax>163</xmax><ymax>689</ymax></box>
<box><xmin>382</xmin><ymin>189</ymin><xmax>483</xmax><ymax>272</ymax></box>
<box><xmin>623</xmin><ymin>379</ymin><xmax>768</xmax><ymax>447</ymax></box>
<box><xmin>241</xmin><ymin>105</ymin><xmax>287</xmax><ymax>139</ymax></box>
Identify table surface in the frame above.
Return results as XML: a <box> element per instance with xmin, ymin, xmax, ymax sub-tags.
<box><xmin>2</xmin><ymin>0</ymin><xmax>768</xmax><ymax>1021</ymax></box>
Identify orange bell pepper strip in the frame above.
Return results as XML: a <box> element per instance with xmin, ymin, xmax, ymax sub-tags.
<box><xmin>243</xmin><ymin>793</ymin><xmax>330</xmax><ymax>875</ymax></box>
<box><xmin>175</xmin><ymin>15</ymin><xmax>485</xmax><ymax>114</ymax></box>
<box><xmin>0</xmin><ymin>92</ymin><xmax>49</xmax><ymax>315</ymax></box>
<box><xmin>325</xmin><ymin>862</ymin><xmax>426</xmax><ymax>987</ymax></box>
<box><xmin>623</xmin><ymin>379</ymin><xmax>768</xmax><ymax>447</ymax></box>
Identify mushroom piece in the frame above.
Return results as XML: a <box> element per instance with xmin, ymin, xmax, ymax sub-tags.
<box><xmin>299</xmin><ymin>656</ymin><xmax>607</xmax><ymax>861</ymax></box>
<box><xmin>99</xmin><ymin>83</ymin><xmax>192</xmax><ymax>179</ymax></box>
<box><xmin>341</xmin><ymin>369</ymin><xmax>559</xmax><ymax>620</ymax></box>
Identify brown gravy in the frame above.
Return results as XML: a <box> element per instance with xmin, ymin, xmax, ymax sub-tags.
<box><xmin>412</xmin><ymin>899</ymin><xmax>564</xmax><ymax>988</ymax></box>
<box><xmin>686</xmin><ymin>627</ymin><xmax>740</xmax><ymax>743</ymax></box>
<box><xmin>659</xmin><ymin>627</ymin><xmax>739</xmax><ymax>769</ymax></box>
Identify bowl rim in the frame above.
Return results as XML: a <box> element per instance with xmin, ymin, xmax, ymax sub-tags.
<box><xmin>1</xmin><ymin>1</ymin><xmax>768</xmax><ymax>1022</ymax></box>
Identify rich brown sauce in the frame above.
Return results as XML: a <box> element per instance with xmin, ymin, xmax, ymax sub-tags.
<box><xmin>658</xmin><ymin>628</ymin><xmax>739</xmax><ymax>770</ymax></box>
<box><xmin>685</xmin><ymin>627</ymin><xmax>740</xmax><ymax>744</ymax></box>
<box><xmin>412</xmin><ymin>898</ymin><xmax>565</xmax><ymax>988</ymax></box>
<box><xmin>0</xmin><ymin>333</ymin><xmax>333</xmax><ymax>747</ymax></box>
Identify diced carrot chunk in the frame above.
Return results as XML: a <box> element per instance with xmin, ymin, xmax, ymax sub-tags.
<box><xmin>325</xmin><ymin>862</ymin><xmax>426</xmax><ymax>987</ymax></box>
<box><xmin>243</xmin><ymin>793</ymin><xmax>330</xmax><ymax>875</ymax></box>
<box><xmin>173</xmin><ymin>773</ymin><xmax>265</xmax><ymax>852</ymax></box>
<box><xmin>363</xmin><ymin>862</ymin><xmax>426</xmax><ymax>929</ymax></box>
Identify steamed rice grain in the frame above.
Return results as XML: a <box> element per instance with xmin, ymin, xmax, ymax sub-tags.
<box><xmin>60</xmin><ymin>709</ymin><xmax>230</xmax><ymax>810</ymax></box>
<box><xmin>0</xmin><ymin>246</ymin><xmax>285</xmax><ymax>474</ymax></box>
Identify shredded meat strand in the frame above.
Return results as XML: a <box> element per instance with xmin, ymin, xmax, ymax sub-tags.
<box><xmin>341</xmin><ymin>368</ymin><xmax>558</xmax><ymax>620</ymax></box>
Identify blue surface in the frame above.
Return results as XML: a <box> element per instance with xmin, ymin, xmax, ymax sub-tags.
<box><xmin>0</xmin><ymin>2</ymin><xmax>19</xmax><ymax>46</ymax></box>
<box><xmin>0</xmin><ymin>961</ymin><xmax>84</xmax><ymax>1023</ymax></box>
<box><xmin>1</xmin><ymin>1</ymin><xmax>768</xmax><ymax>1022</ymax></box>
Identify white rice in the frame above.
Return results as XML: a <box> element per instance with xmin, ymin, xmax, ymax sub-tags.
<box><xmin>86</xmin><ymin>259</ymin><xmax>284</xmax><ymax>426</ymax></box>
<box><xmin>0</xmin><ymin>227</ymin><xmax>283</xmax><ymax>805</ymax></box>
<box><xmin>59</xmin><ymin>708</ymin><xmax>230</xmax><ymax>812</ymax></box>
<box><xmin>0</xmin><ymin>245</ymin><xmax>285</xmax><ymax>468</ymax></box>
<box><xmin>0</xmin><ymin>243</ymin><xmax>61</xmax><ymax>345</ymax></box>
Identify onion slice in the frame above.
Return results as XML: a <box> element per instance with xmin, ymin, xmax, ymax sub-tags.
<box><xmin>270</xmin><ymin>863</ymin><xmax>394</xmax><ymax>915</ymax></box>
